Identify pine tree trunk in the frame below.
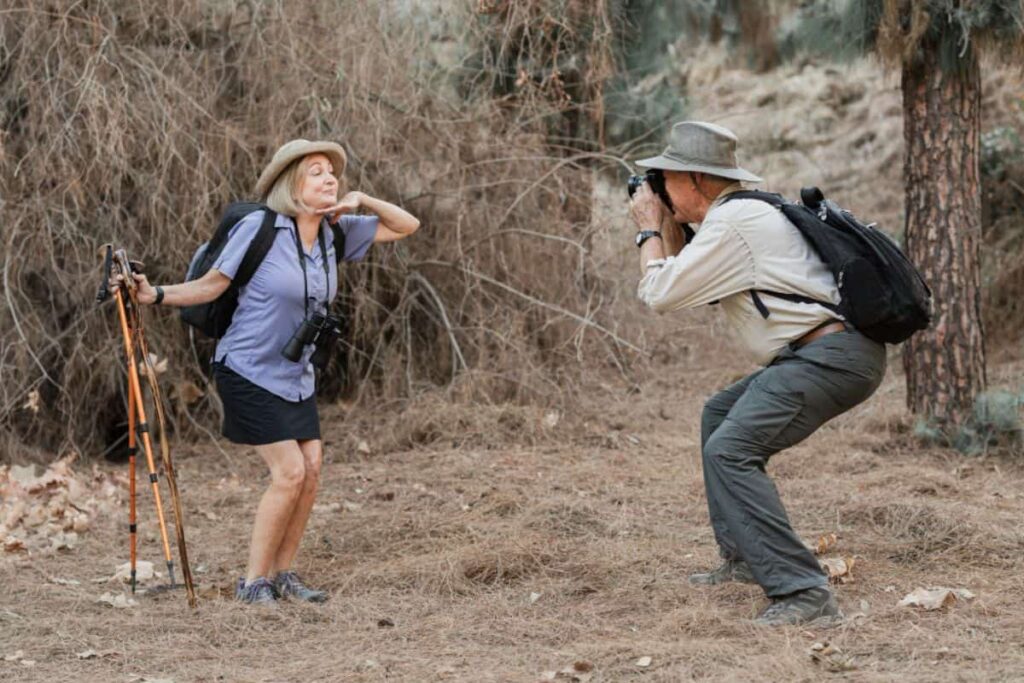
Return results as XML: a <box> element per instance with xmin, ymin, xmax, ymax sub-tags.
<box><xmin>901</xmin><ymin>37</ymin><xmax>987</xmax><ymax>427</ymax></box>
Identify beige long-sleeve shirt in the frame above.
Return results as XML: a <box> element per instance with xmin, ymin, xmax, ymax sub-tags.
<box><xmin>637</xmin><ymin>185</ymin><xmax>842</xmax><ymax>365</ymax></box>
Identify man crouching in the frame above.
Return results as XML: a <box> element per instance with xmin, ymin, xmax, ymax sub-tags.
<box><xmin>631</xmin><ymin>121</ymin><xmax>886</xmax><ymax>626</ymax></box>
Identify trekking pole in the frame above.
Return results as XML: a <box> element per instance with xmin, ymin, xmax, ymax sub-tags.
<box><xmin>98</xmin><ymin>246</ymin><xmax>139</xmax><ymax>595</ymax></box>
<box><xmin>134</xmin><ymin>311</ymin><xmax>197</xmax><ymax>608</ymax></box>
<box><xmin>99</xmin><ymin>246</ymin><xmax>196</xmax><ymax>608</ymax></box>
<box><xmin>113</xmin><ymin>281</ymin><xmax>177</xmax><ymax>587</ymax></box>
<box><xmin>127</xmin><ymin>378</ymin><xmax>138</xmax><ymax>594</ymax></box>
<box><xmin>114</xmin><ymin>249</ymin><xmax>196</xmax><ymax>608</ymax></box>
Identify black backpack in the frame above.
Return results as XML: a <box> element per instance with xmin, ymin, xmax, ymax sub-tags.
<box><xmin>721</xmin><ymin>187</ymin><xmax>932</xmax><ymax>345</ymax></box>
<box><xmin>180</xmin><ymin>202</ymin><xmax>347</xmax><ymax>339</ymax></box>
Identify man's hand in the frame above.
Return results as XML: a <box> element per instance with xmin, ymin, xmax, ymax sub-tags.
<box><xmin>629</xmin><ymin>182</ymin><xmax>667</xmax><ymax>231</ymax></box>
<box><xmin>630</xmin><ymin>180</ymin><xmax>687</xmax><ymax>256</ymax></box>
<box><xmin>659</xmin><ymin>211</ymin><xmax>687</xmax><ymax>257</ymax></box>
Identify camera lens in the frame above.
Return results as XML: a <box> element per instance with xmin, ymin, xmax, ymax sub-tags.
<box><xmin>627</xmin><ymin>174</ymin><xmax>645</xmax><ymax>198</ymax></box>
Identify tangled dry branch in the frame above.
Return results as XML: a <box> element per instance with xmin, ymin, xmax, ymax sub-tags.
<box><xmin>0</xmin><ymin>0</ymin><xmax>641</xmax><ymax>460</ymax></box>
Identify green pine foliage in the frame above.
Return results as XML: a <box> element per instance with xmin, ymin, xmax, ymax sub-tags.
<box><xmin>915</xmin><ymin>390</ymin><xmax>1024</xmax><ymax>454</ymax></box>
<box><xmin>779</xmin><ymin>0</ymin><xmax>1024</xmax><ymax>70</ymax></box>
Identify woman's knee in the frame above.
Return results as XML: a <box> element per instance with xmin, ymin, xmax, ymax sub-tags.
<box><xmin>268</xmin><ymin>452</ymin><xmax>306</xmax><ymax>494</ymax></box>
<box><xmin>301</xmin><ymin>442</ymin><xmax>323</xmax><ymax>485</ymax></box>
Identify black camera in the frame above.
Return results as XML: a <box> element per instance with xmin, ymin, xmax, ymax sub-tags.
<box><xmin>627</xmin><ymin>169</ymin><xmax>696</xmax><ymax>243</ymax></box>
<box><xmin>627</xmin><ymin>169</ymin><xmax>674</xmax><ymax>211</ymax></box>
<box><xmin>281</xmin><ymin>313</ymin><xmax>342</xmax><ymax>370</ymax></box>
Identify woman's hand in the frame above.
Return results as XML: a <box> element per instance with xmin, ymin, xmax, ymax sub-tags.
<box><xmin>316</xmin><ymin>191</ymin><xmax>363</xmax><ymax>223</ymax></box>
<box><xmin>109</xmin><ymin>272</ymin><xmax>159</xmax><ymax>305</ymax></box>
<box><xmin>629</xmin><ymin>182</ymin><xmax>668</xmax><ymax>231</ymax></box>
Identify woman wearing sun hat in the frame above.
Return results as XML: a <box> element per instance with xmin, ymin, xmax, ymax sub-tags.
<box><xmin>112</xmin><ymin>139</ymin><xmax>420</xmax><ymax>605</ymax></box>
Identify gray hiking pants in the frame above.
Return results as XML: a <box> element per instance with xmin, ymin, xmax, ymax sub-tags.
<box><xmin>701</xmin><ymin>328</ymin><xmax>886</xmax><ymax>597</ymax></box>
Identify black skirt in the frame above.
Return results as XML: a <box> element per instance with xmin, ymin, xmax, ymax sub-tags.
<box><xmin>213</xmin><ymin>362</ymin><xmax>320</xmax><ymax>445</ymax></box>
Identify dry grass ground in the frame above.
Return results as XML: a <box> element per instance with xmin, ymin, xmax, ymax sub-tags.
<box><xmin>2</xmin><ymin>349</ymin><xmax>1024</xmax><ymax>682</ymax></box>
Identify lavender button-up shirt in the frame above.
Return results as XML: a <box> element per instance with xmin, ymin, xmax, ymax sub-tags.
<box><xmin>212</xmin><ymin>211</ymin><xmax>378</xmax><ymax>401</ymax></box>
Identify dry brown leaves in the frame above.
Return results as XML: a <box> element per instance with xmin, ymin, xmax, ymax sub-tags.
<box><xmin>112</xmin><ymin>560</ymin><xmax>161</xmax><ymax>584</ymax></box>
<box><xmin>3</xmin><ymin>649</ymin><xmax>36</xmax><ymax>667</ymax></box>
<box><xmin>814</xmin><ymin>532</ymin><xmax>838</xmax><ymax>555</ymax></box>
<box><xmin>819</xmin><ymin>556</ymin><xmax>856</xmax><ymax>584</ymax></box>
<box><xmin>137</xmin><ymin>353</ymin><xmax>168</xmax><ymax>379</ymax></box>
<box><xmin>899</xmin><ymin>587</ymin><xmax>976</xmax><ymax>611</ymax></box>
<box><xmin>809</xmin><ymin>641</ymin><xmax>857</xmax><ymax>672</ymax></box>
<box><xmin>96</xmin><ymin>592</ymin><xmax>138</xmax><ymax>609</ymax></box>
<box><xmin>811</xmin><ymin>532</ymin><xmax>855</xmax><ymax>584</ymax></box>
<box><xmin>539</xmin><ymin>660</ymin><xmax>594</xmax><ymax>682</ymax></box>
<box><xmin>0</xmin><ymin>455</ymin><xmax>124</xmax><ymax>557</ymax></box>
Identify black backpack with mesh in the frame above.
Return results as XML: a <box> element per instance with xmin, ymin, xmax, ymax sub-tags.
<box><xmin>722</xmin><ymin>187</ymin><xmax>931</xmax><ymax>345</ymax></box>
<box><xmin>180</xmin><ymin>203</ymin><xmax>276</xmax><ymax>339</ymax></box>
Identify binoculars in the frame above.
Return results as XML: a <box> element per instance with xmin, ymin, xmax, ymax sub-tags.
<box><xmin>281</xmin><ymin>313</ymin><xmax>342</xmax><ymax>370</ymax></box>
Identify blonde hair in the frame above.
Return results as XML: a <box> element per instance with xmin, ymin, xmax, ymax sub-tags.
<box><xmin>263</xmin><ymin>155</ymin><xmax>346</xmax><ymax>217</ymax></box>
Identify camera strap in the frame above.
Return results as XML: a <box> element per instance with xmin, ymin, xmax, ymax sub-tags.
<box><xmin>291</xmin><ymin>220</ymin><xmax>331</xmax><ymax>319</ymax></box>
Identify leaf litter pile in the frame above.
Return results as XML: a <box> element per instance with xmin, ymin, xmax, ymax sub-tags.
<box><xmin>0</xmin><ymin>455</ymin><xmax>124</xmax><ymax>556</ymax></box>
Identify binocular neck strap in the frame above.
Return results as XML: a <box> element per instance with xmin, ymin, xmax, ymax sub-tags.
<box><xmin>291</xmin><ymin>221</ymin><xmax>331</xmax><ymax>319</ymax></box>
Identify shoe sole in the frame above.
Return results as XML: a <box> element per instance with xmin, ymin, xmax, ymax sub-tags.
<box><xmin>754</xmin><ymin>605</ymin><xmax>842</xmax><ymax>627</ymax></box>
<box><xmin>688</xmin><ymin>575</ymin><xmax>757</xmax><ymax>586</ymax></box>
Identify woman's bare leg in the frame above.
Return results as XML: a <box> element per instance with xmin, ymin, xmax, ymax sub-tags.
<box><xmin>271</xmin><ymin>439</ymin><xmax>323</xmax><ymax>574</ymax></box>
<box><xmin>245</xmin><ymin>440</ymin><xmax>306</xmax><ymax>582</ymax></box>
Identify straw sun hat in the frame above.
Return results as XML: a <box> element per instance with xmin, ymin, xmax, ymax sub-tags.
<box><xmin>255</xmin><ymin>139</ymin><xmax>348</xmax><ymax>198</ymax></box>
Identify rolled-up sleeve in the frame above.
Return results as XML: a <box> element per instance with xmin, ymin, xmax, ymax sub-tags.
<box><xmin>637</xmin><ymin>219</ymin><xmax>754</xmax><ymax>312</ymax></box>
<box><xmin>212</xmin><ymin>211</ymin><xmax>264</xmax><ymax>280</ymax></box>
<box><xmin>337</xmin><ymin>215</ymin><xmax>379</xmax><ymax>262</ymax></box>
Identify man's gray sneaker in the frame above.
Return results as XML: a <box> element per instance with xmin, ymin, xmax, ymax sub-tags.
<box><xmin>754</xmin><ymin>586</ymin><xmax>840</xmax><ymax>626</ymax></box>
<box><xmin>688</xmin><ymin>559</ymin><xmax>757</xmax><ymax>585</ymax></box>
<box><xmin>274</xmin><ymin>571</ymin><xmax>328</xmax><ymax>603</ymax></box>
<box><xmin>235</xmin><ymin>577</ymin><xmax>278</xmax><ymax>606</ymax></box>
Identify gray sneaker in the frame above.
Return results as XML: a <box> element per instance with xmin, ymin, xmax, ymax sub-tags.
<box><xmin>688</xmin><ymin>559</ymin><xmax>757</xmax><ymax>586</ymax></box>
<box><xmin>235</xmin><ymin>577</ymin><xmax>278</xmax><ymax>606</ymax></box>
<box><xmin>274</xmin><ymin>571</ymin><xmax>328</xmax><ymax>603</ymax></box>
<box><xmin>754</xmin><ymin>586</ymin><xmax>840</xmax><ymax>626</ymax></box>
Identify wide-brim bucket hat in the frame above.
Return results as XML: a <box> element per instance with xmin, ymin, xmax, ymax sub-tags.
<box><xmin>636</xmin><ymin>121</ymin><xmax>762</xmax><ymax>183</ymax></box>
<box><xmin>255</xmin><ymin>139</ymin><xmax>348</xmax><ymax>198</ymax></box>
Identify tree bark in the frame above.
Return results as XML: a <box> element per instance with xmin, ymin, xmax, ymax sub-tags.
<box><xmin>901</xmin><ymin>36</ymin><xmax>987</xmax><ymax>427</ymax></box>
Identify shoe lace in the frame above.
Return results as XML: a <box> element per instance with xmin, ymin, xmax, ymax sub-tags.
<box><xmin>760</xmin><ymin>600</ymin><xmax>789</xmax><ymax>618</ymax></box>
<box><xmin>276</xmin><ymin>571</ymin><xmax>303</xmax><ymax>594</ymax></box>
<box><xmin>241</xmin><ymin>577</ymin><xmax>275</xmax><ymax>600</ymax></box>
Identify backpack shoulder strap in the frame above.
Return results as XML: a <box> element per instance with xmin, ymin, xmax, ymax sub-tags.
<box><xmin>719</xmin><ymin>191</ymin><xmax>841</xmax><ymax>319</ymax></box>
<box><xmin>751</xmin><ymin>290</ymin><xmax>840</xmax><ymax>319</ymax></box>
<box><xmin>329</xmin><ymin>221</ymin><xmax>347</xmax><ymax>264</ymax></box>
<box><xmin>721</xmin><ymin>190</ymin><xmax>786</xmax><ymax>207</ymax></box>
<box><xmin>232</xmin><ymin>209</ymin><xmax>278</xmax><ymax>288</ymax></box>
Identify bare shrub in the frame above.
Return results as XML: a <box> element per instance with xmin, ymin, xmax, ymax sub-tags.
<box><xmin>0</xmin><ymin>0</ymin><xmax>638</xmax><ymax>460</ymax></box>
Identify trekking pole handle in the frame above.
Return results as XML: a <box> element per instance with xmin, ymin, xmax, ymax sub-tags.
<box><xmin>112</xmin><ymin>249</ymin><xmax>144</xmax><ymax>294</ymax></box>
<box><xmin>96</xmin><ymin>244</ymin><xmax>114</xmax><ymax>304</ymax></box>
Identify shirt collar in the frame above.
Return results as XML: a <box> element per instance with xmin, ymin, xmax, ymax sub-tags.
<box><xmin>709</xmin><ymin>182</ymin><xmax>745</xmax><ymax>210</ymax></box>
<box><xmin>272</xmin><ymin>213</ymin><xmax>331</xmax><ymax>231</ymax></box>
<box><xmin>692</xmin><ymin>182</ymin><xmax>744</xmax><ymax>234</ymax></box>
